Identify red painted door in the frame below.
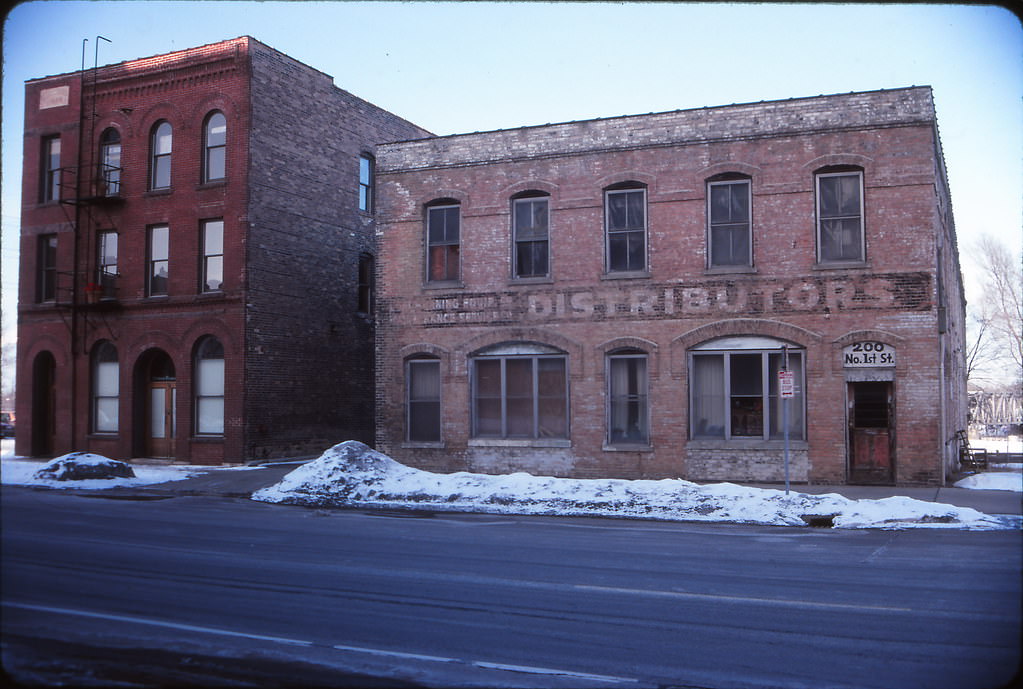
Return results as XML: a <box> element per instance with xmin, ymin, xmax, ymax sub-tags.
<box><xmin>848</xmin><ymin>381</ymin><xmax>894</xmax><ymax>484</ymax></box>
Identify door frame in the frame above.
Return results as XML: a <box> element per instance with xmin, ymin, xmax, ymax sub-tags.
<box><xmin>846</xmin><ymin>379</ymin><xmax>896</xmax><ymax>484</ymax></box>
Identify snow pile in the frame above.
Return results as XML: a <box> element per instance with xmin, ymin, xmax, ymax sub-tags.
<box><xmin>3</xmin><ymin>456</ymin><xmax>204</xmax><ymax>489</ymax></box>
<box><xmin>33</xmin><ymin>452</ymin><xmax>135</xmax><ymax>481</ymax></box>
<box><xmin>955</xmin><ymin>472</ymin><xmax>1023</xmax><ymax>492</ymax></box>
<box><xmin>253</xmin><ymin>442</ymin><xmax>1006</xmax><ymax>530</ymax></box>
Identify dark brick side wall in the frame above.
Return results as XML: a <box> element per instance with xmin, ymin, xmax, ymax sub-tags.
<box><xmin>244</xmin><ymin>41</ymin><xmax>429</xmax><ymax>460</ymax></box>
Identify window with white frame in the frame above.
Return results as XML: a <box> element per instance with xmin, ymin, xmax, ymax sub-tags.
<box><xmin>147</xmin><ymin>225</ymin><xmax>169</xmax><ymax>296</ymax></box>
<box><xmin>194</xmin><ymin>336</ymin><xmax>225</xmax><ymax>436</ymax></box>
<box><xmin>472</xmin><ymin>343</ymin><xmax>568</xmax><ymax>439</ymax></box>
<box><xmin>607</xmin><ymin>350</ymin><xmax>649</xmax><ymax>446</ymax></box>
<box><xmin>689</xmin><ymin>337</ymin><xmax>804</xmax><ymax>441</ymax></box>
<box><xmin>513</xmin><ymin>194</ymin><xmax>550</xmax><ymax>279</ymax></box>
<box><xmin>201</xmin><ymin>219</ymin><xmax>224</xmax><ymax>292</ymax></box>
<box><xmin>203</xmin><ymin>112</ymin><xmax>226</xmax><ymax>183</ymax></box>
<box><xmin>605</xmin><ymin>185</ymin><xmax>646</xmax><ymax>273</ymax></box>
<box><xmin>150</xmin><ymin>121</ymin><xmax>172</xmax><ymax>190</ymax></box>
<box><xmin>426</xmin><ymin>201</ymin><xmax>460</xmax><ymax>283</ymax></box>
<box><xmin>707</xmin><ymin>177</ymin><xmax>751</xmax><ymax>267</ymax></box>
<box><xmin>407</xmin><ymin>357</ymin><xmax>441</xmax><ymax>443</ymax></box>
<box><xmin>816</xmin><ymin>169</ymin><xmax>864</xmax><ymax>262</ymax></box>
<box><xmin>91</xmin><ymin>341</ymin><xmax>119</xmax><ymax>434</ymax></box>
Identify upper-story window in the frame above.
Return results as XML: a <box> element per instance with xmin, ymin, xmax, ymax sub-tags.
<box><xmin>41</xmin><ymin>135</ymin><xmax>61</xmax><ymax>202</ymax></box>
<box><xmin>147</xmin><ymin>225</ymin><xmax>169</xmax><ymax>296</ymax></box>
<box><xmin>359</xmin><ymin>154</ymin><xmax>374</xmax><ymax>212</ymax></box>
<box><xmin>816</xmin><ymin>168</ymin><xmax>864</xmax><ymax>263</ymax></box>
<box><xmin>357</xmin><ymin>253</ymin><xmax>375</xmax><ymax>315</ymax></box>
<box><xmin>707</xmin><ymin>176</ymin><xmax>752</xmax><ymax>267</ymax></box>
<box><xmin>426</xmin><ymin>200</ymin><xmax>460</xmax><ymax>284</ymax></box>
<box><xmin>202</xmin><ymin>112</ymin><xmax>226</xmax><ymax>183</ymax></box>
<box><xmin>37</xmin><ymin>234</ymin><xmax>58</xmax><ymax>302</ymax></box>
<box><xmin>201</xmin><ymin>219</ymin><xmax>224</xmax><ymax>292</ymax></box>
<box><xmin>150</xmin><ymin>121</ymin><xmax>172</xmax><ymax>190</ymax></box>
<box><xmin>513</xmin><ymin>193</ymin><xmax>550</xmax><ymax>279</ymax></box>
<box><xmin>97</xmin><ymin>230</ymin><xmax>118</xmax><ymax>299</ymax></box>
<box><xmin>605</xmin><ymin>184</ymin><xmax>647</xmax><ymax>274</ymax></box>
<box><xmin>98</xmin><ymin>128</ymin><xmax>121</xmax><ymax>196</ymax></box>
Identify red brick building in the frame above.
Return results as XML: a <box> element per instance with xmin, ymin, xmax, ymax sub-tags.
<box><xmin>16</xmin><ymin>37</ymin><xmax>429</xmax><ymax>463</ymax></box>
<box><xmin>375</xmin><ymin>87</ymin><xmax>967</xmax><ymax>486</ymax></box>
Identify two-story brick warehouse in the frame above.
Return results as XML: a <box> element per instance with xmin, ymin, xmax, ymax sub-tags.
<box><xmin>15</xmin><ymin>37</ymin><xmax>430</xmax><ymax>463</ymax></box>
<box><xmin>374</xmin><ymin>87</ymin><xmax>967</xmax><ymax>486</ymax></box>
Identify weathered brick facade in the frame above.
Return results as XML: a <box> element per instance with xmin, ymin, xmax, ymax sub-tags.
<box><xmin>15</xmin><ymin>37</ymin><xmax>429</xmax><ymax>463</ymax></box>
<box><xmin>375</xmin><ymin>87</ymin><xmax>967</xmax><ymax>485</ymax></box>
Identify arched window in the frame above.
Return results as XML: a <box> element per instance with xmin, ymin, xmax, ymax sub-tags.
<box><xmin>607</xmin><ymin>349</ymin><xmax>649</xmax><ymax>446</ymax></box>
<box><xmin>512</xmin><ymin>191</ymin><xmax>550</xmax><ymax>279</ymax></box>
<box><xmin>426</xmin><ymin>199</ymin><xmax>460</xmax><ymax>283</ymax></box>
<box><xmin>99</xmin><ymin>128</ymin><xmax>121</xmax><ymax>196</ymax></box>
<box><xmin>203</xmin><ymin>112</ymin><xmax>226</xmax><ymax>183</ymax></box>
<box><xmin>471</xmin><ymin>342</ymin><xmax>568</xmax><ymax>439</ymax></box>
<box><xmin>194</xmin><ymin>337</ymin><xmax>225</xmax><ymax>436</ymax></box>
<box><xmin>689</xmin><ymin>337</ymin><xmax>804</xmax><ymax>441</ymax></box>
<box><xmin>92</xmin><ymin>341</ymin><xmax>119</xmax><ymax>434</ymax></box>
<box><xmin>604</xmin><ymin>182</ymin><xmax>647</xmax><ymax>274</ymax></box>
<box><xmin>150</xmin><ymin>121</ymin><xmax>172</xmax><ymax>190</ymax></box>
<box><xmin>706</xmin><ymin>173</ymin><xmax>752</xmax><ymax>268</ymax></box>
<box><xmin>406</xmin><ymin>356</ymin><xmax>441</xmax><ymax>443</ymax></box>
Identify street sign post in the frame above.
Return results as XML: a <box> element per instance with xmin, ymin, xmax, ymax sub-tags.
<box><xmin>779</xmin><ymin>346</ymin><xmax>792</xmax><ymax>494</ymax></box>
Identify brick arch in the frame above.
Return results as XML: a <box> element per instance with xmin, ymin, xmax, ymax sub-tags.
<box><xmin>21</xmin><ymin>336</ymin><xmax>69</xmax><ymax>370</ymax></box>
<box><xmin>455</xmin><ymin>327</ymin><xmax>585</xmax><ymax>378</ymax></box>
<box><xmin>138</xmin><ymin>103</ymin><xmax>184</xmax><ymax>135</ymax></box>
<box><xmin>123</xmin><ymin>330</ymin><xmax>185</xmax><ymax>369</ymax></box>
<box><xmin>95</xmin><ymin>116</ymin><xmax>134</xmax><ymax>142</ymax></box>
<box><xmin>698</xmin><ymin>161</ymin><xmax>761</xmax><ymax>180</ymax></box>
<box><xmin>501</xmin><ymin>179</ymin><xmax>560</xmax><ymax>198</ymax></box>
<box><xmin>422</xmin><ymin>189</ymin><xmax>470</xmax><ymax>209</ymax></box>
<box><xmin>670</xmin><ymin>318</ymin><xmax>823</xmax><ymax>378</ymax></box>
<box><xmin>802</xmin><ymin>153</ymin><xmax>875</xmax><ymax>175</ymax></box>
<box><xmin>188</xmin><ymin>92</ymin><xmax>241</xmax><ymax>125</ymax></box>
<box><xmin>596</xmin><ymin>171</ymin><xmax>657</xmax><ymax>192</ymax></box>
<box><xmin>595</xmin><ymin>336</ymin><xmax>661</xmax><ymax>379</ymax></box>
<box><xmin>182</xmin><ymin>319</ymin><xmax>237</xmax><ymax>354</ymax></box>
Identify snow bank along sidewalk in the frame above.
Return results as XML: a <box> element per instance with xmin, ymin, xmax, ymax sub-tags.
<box><xmin>253</xmin><ymin>441</ymin><xmax>1009</xmax><ymax>530</ymax></box>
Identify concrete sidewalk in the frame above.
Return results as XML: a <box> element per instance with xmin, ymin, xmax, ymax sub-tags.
<box><xmin>128</xmin><ymin>461</ymin><xmax>1023</xmax><ymax>516</ymax></box>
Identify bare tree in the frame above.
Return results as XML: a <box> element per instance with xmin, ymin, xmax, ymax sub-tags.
<box><xmin>966</xmin><ymin>234</ymin><xmax>1022</xmax><ymax>392</ymax></box>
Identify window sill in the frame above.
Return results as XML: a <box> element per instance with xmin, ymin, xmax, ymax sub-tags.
<box><xmin>144</xmin><ymin>188</ymin><xmax>172</xmax><ymax>197</ymax></box>
<box><xmin>602</xmin><ymin>443</ymin><xmax>653</xmax><ymax>452</ymax></box>
<box><xmin>422</xmin><ymin>281</ymin><xmax>464</xmax><ymax>290</ymax></box>
<box><xmin>196</xmin><ymin>180</ymin><xmax>227</xmax><ymax>190</ymax></box>
<box><xmin>402</xmin><ymin>441</ymin><xmax>445</xmax><ymax>449</ymax></box>
<box><xmin>600</xmin><ymin>270</ymin><xmax>651</xmax><ymax>281</ymax></box>
<box><xmin>469</xmin><ymin>438</ymin><xmax>571</xmax><ymax>448</ymax></box>
<box><xmin>812</xmin><ymin>260</ymin><xmax>869</xmax><ymax>271</ymax></box>
<box><xmin>687</xmin><ymin>438</ymin><xmax>808</xmax><ymax>450</ymax></box>
<box><xmin>192</xmin><ymin>435</ymin><xmax>225</xmax><ymax>442</ymax></box>
<box><xmin>704</xmin><ymin>265</ymin><xmax>757</xmax><ymax>276</ymax></box>
<box><xmin>509</xmin><ymin>276</ymin><xmax>553</xmax><ymax>286</ymax></box>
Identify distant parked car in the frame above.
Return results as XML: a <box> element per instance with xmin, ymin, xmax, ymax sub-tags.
<box><xmin>1</xmin><ymin>412</ymin><xmax>15</xmax><ymax>438</ymax></box>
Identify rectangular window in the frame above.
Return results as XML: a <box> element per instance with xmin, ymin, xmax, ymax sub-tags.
<box><xmin>513</xmin><ymin>197</ymin><xmax>550</xmax><ymax>278</ymax></box>
<box><xmin>606</xmin><ymin>188</ymin><xmax>646</xmax><ymax>273</ymax></box>
<box><xmin>201</xmin><ymin>219</ymin><xmax>224</xmax><ymax>292</ymax></box>
<box><xmin>357</xmin><ymin>254</ymin><xmax>374</xmax><ymax>315</ymax></box>
<box><xmin>608</xmin><ymin>354</ymin><xmax>649</xmax><ymax>445</ymax></box>
<box><xmin>407</xmin><ymin>359</ymin><xmax>441</xmax><ymax>442</ymax></box>
<box><xmin>359</xmin><ymin>155</ymin><xmax>374</xmax><ymax>212</ymax></box>
<box><xmin>708</xmin><ymin>180</ymin><xmax>751</xmax><ymax>267</ymax></box>
<box><xmin>427</xmin><ymin>204</ymin><xmax>460</xmax><ymax>282</ymax></box>
<box><xmin>196</xmin><ymin>357</ymin><xmax>225</xmax><ymax>435</ymax></box>
<box><xmin>93</xmin><ymin>360</ymin><xmax>119</xmax><ymax>433</ymax></box>
<box><xmin>41</xmin><ymin>136</ymin><xmax>61</xmax><ymax>202</ymax></box>
<box><xmin>147</xmin><ymin>225</ymin><xmax>169</xmax><ymax>296</ymax></box>
<box><xmin>690</xmin><ymin>350</ymin><xmax>804</xmax><ymax>441</ymax></box>
<box><xmin>472</xmin><ymin>356</ymin><xmax>568</xmax><ymax>439</ymax></box>
<box><xmin>97</xmin><ymin>231</ymin><xmax>118</xmax><ymax>298</ymax></box>
<box><xmin>817</xmin><ymin>171</ymin><xmax>864</xmax><ymax>262</ymax></box>
<box><xmin>37</xmin><ymin>234</ymin><xmax>58</xmax><ymax>302</ymax></box>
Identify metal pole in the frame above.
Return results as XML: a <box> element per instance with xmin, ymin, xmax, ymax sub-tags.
<box><xmin>783</xmin><ymin>345</ymin><xmax>790</xmax><ymax>495</ymax></box>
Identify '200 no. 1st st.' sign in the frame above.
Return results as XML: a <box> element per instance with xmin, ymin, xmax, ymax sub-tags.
<box><xmin>843</xmin><ymin>341</ymin><xmax>896</xmax><ymax>367</ymax></box>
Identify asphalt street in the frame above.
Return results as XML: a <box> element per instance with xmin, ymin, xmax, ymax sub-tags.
<box><xmin>2</xmin><ymin>485</ymin><xmax>1020</xmax><ymax>689</ymax></box>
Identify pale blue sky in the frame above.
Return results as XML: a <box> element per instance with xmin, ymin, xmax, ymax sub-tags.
<box><xmin>2</xmin><ymin>2</ymin><xmax>1021</xmax><ymax>362</ymax></box>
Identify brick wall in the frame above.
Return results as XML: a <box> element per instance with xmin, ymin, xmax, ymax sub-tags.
<box><xmin>376</xmin><ymin>87</ymin><xmax>963</xmax><ymax>485</ymax></box>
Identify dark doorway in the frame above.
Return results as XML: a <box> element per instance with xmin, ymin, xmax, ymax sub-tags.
<box><xmin>31</xmin><ymin>351</ymin><xmax>57</xmax><ymax>457</ymax></box>
<box><xmin>847</xmin><ymin>381</ymin><xmax>895</xmax><ymax>484</ymax></box>
<box><xmin>139</xmin><ymin>351</ymin><xmax>176</xmax><ymax>458</ymax></box>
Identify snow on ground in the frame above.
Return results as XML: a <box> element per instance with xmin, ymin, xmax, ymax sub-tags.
<box><xmin>252</xmin><ymin>441</ymin><xmax>1008</xmax><ymax>530</ymax></box>
<box><xmin>2</xmin><ymin>456</ymin><xmax>202</xmax><ymax>489</ymax></box>
<box><xmin>955</xmin><ymin>472</ymin><xmax>1023</xmax><ymax>492</ymax></box>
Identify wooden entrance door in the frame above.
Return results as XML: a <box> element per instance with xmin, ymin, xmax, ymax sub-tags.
<box><xmin>147</xmin><ymin>382</ymin><xmax>176</xmax><ymax>458</ymax></box>
<box><xmin>32</xmin><ymin>352</ymin><xmax>57</xmax><ymax>457</ymax></box>
<box><xmin>848</xmin><ymin>381</ymin><xmax>894</xmax><ymax>484</ymax></box>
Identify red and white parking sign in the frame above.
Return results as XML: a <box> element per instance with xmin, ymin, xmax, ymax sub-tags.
<box><xmin>778</xmin><ymin>370</ymin><xmax>795</xmax><ymax>398</ymax></box>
